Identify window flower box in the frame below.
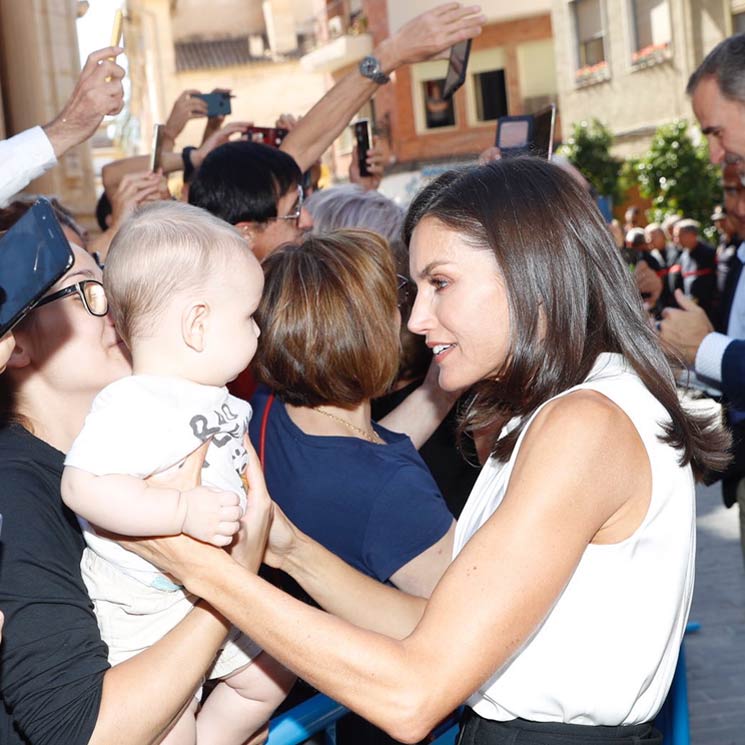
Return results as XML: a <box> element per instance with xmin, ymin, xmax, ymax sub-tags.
<box><xmin>631</xmin><ymin>41</ymin><xmax>671</xmax><ymax>69</ymax></box>
<box><xmin>575</xmin><ymin>60</ymin><xmax>609</xmax><ymax>87</ymax></box>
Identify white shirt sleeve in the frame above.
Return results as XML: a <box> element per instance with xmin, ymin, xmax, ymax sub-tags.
<box><xmin>0</xmin><ymin>127</ymin><xmax>57</xmax><ymax>207</ymax></box>
<box><xmin>694</xmin><ymin>331</ymin><xmax>733</xmax><ymax>384</ymax></box>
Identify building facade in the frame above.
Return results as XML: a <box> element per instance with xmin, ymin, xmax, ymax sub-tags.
<box><xmin>125</xmin><ymin>0</ymin><xmax>328</xmax><ymax>158</ymax></box>
<box><xmin>552</xmin><ymin>0</ymin><xmax>742</xmax><ymax>157</ymax></box>
<box><xmin>300</xmin><ymin>0</ymin><xmax>559</xmax><ymax>181</ymax></box>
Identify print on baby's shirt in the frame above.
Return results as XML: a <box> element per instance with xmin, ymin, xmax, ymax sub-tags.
<box><xmin>189</xmin><ymin>402</ymin><xmax>250</xmax><ymax>483</ymax></box>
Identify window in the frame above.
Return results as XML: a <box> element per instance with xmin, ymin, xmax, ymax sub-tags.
<box><xmin>473</xmin><ymin>70</ymin><xmax>508</xmax><ymax>122</ymax></box>
<box><xmin>422</xmin><ymin>80</ymin><xmax>455</xmax><ymax>129</ymax></box>
<box><xmin>631</xmin><ymin>0</ymin><xmax>671</xmax><ymax>62</ymax></box>
<box><xmin>573</xmin><ymin>0</ymin><xmax>606</xmax><ymax>68</ymax></box>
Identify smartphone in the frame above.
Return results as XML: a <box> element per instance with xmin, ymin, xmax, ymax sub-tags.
<box><xmin>441</xmin><ymin>40</ymin><xmax>471</xmax><ymax>100</ymax></box>
<box><xmin>495</xmin><ymin>104</ymin><xmax>556</xmax><ymax>159</ymax></box>
<box><xmin>109</xmin><ymin>9</ymin><xmax>123</xmax><ymax>48</ymax></box>
<box><xmin>0</xmin><ymin>199</ymin><xmax>75</xmax><ymax>337</ymax></box>
<box><xmin>149</xmin><ymin>123</ymin><xmax>165</xmax><ymax>172</ymax></box>
<box><xmin>195</xmin><ymin>92</ymin><xmax>232</xmax><ymax>117</ymax></box>
<box><xmin>530</xmin><ymin>104</ymin><xmax>557</xmax><ymax>159</ymax></box>
<box><xmin>353</xmin><ymin>120</ymin><xmax>372</xmax><ymax>177</ymax></box>
<box><xmin>105</xmin><ymin>9</ymin><xmax>124</xmax><ymax>81</ymax></box>
<box><xmin>244</xmin><ymin>126</ymin><xmax>288</xmax><ymax>148</ymax></box>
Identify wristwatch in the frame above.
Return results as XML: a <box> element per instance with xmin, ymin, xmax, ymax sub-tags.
<box><xmin>359</xmin><ymin>55</ymin><xmax>390</xmax><ymax>85</ymax></box>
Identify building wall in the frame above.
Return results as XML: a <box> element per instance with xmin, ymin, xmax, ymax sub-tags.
<box><xmin>171</xmin><ymin>0</ymin><xmax>265</xmax><ymax>39</ymax></box>
<box><xmin>386</xmin><ymin>0</ymin><xmax>553</xmax><ymax>32</ymax></box>
<box><xmin>552</xmin><ymin>0</ymin><xmax>730</xmax><ymax>158</ymax></box>
<box><xmin>373</xmin><ymin>12</ymin><xmax>556</xmax><ymax>165</ymax></box>
<box><xmin>127</xmin><ymin>0</ymin><xmax>326</xmax><ymax>157</ymax></box>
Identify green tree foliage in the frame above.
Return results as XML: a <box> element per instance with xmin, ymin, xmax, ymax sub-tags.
<box><xmin>559</xmin><ymin>119</ymin><xmax>622</xmax><ymax>201</ymax></box>
<box><xmin>634</xmin><ymin>120</ymin><xmax>720</xmax><ymax>229</ymax></box>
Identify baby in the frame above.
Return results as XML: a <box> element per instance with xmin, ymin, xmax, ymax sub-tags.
<box><xmin>61</xmin><ymin>201</ymin><xmax>292</xmax><ymax>745</ymax></box>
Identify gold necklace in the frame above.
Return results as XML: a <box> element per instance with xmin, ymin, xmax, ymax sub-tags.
<box><xmin>315</xmin><ymin>407</ymin><xmax>386</xmax><ymax>444</ymax></box>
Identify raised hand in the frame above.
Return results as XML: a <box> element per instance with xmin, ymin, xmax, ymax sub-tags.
<box><xmin>163</xmin><ymin>90</ymin><xmax>208</xmax><ymax>146</ymax></box>
<box><xmin>43</xmin><ymin>46</ymin><xmax>125</xmax><ymax>158</ymax></box>
<box><xmin>379</xmin><ymin>3</ymin><xmax>485</xmax><ymax>71</ymax></box>
<box><xmin>349</xmin><ymin>140</ymin><xmax>385</xmax><ymax>191</ymax></box>
<box><xmin>191</xmin><ymin>121</ymin><xmax>253</xmax><ymax>169</ymax></box>
<box><xmin>109</xmin><ymin>170</ymin><xmax>164</xmax><ymax>229</ymax></box>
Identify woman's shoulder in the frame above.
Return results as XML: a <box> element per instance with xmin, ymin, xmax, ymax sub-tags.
<box><xmin>0</xmin><ymin>424</ymin><xmax>63</xmax><ymax>476</ymax></box>
<box><xmin>524</xmin><ymin>388</ymin><xmax>641</xmax><ymax>461</ymax></box>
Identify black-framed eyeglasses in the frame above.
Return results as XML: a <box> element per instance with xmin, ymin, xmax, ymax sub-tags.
<box><xmin>396</xmin><ymin>274</ymin><xmax>412</xmax><ymax>308</ymax></box>
<box><xmin>271</xmin><ymin>185</ymin><xmax>304</xmax><ymax>224</ymax></box>
<box><xmin>35</xmin><ymin>279</ymin><xmax>108</xmax><ymax>317</ymax></box>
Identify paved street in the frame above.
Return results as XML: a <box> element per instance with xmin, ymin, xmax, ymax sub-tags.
<box><xmin>687</xmin><ymin>482</ymin><xmax>745</xmax><ymax>743</ymax></box>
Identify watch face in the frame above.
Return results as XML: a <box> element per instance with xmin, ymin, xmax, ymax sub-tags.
<box><xmin>361</xmin><ymin>57</ymin><xmax>377</xmax><ymax>76</ymax></box>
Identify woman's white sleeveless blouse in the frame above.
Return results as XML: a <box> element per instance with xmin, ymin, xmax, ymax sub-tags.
<box><xmin>453</xmin><ymin>353</ymin><xmax>695</xmax><ymax>725</ymax></box>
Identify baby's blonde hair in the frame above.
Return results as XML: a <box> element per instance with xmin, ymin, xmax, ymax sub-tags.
<box><xmin>104</xmin><ymin>201</ymin><xmax>250</xmax><ymax>347</ymax></box>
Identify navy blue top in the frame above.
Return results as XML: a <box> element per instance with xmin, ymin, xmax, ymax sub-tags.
<box><xmin>249</xmin><ymin>386</ymin><xmax>453</xmax><ymax>583</ymax></box>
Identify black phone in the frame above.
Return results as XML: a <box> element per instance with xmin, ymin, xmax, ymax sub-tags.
<box><xmin>353</xmin><ymin>120</ymin><xmax>372</xmax><ymax>177</ymax></box>
<box><xmin>441</xmin><ymin>39</ymin><xmax>471</xmax><ymax>100</ymax></box>
<box><xmin>195</xmin><ymin>91</ymin><xmax>232</xmax><ymax>117</ymax></box>
<box><xmin>0</xmin><ymin>198</ymin><xmax>75</xmax><ymax>337</ymax></box>
<box><xmin>244</xmin><ymin>126</ymin><xmax>289</xmax><ymax>148</ymax></box>
<box><xmin>495</xmin><ymin>104</ymin><xmax>556</xmax><ymax>159</ymax></box>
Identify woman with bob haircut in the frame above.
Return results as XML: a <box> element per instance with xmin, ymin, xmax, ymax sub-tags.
<box><xmin>248</xmin><ymin>228</ymin><xmax>455</xmax><ymax>597</ymax></box>
<box><xmin>128</xmin><ymin>158</ymin><xmax>730</xmax><ymax>745</ymax></box>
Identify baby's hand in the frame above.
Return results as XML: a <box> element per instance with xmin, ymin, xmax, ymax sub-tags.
<box><xmin>178</xmin><ymin>486</ymin><xmax>243</xmax><ymax>546</ymax></box>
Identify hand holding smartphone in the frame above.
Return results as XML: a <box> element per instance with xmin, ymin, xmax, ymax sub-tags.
<box><xmin>195</xmin><ymin>92</ymin><xmax>233</xmax><ymax>117</ymax></box>
<box><xmin>243</xmin><ymin>126</ymin><xmax>288</xmax><ymax>148</ymax></box>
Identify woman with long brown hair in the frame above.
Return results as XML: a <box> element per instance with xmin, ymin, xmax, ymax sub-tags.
<box><xmin>130</xmin><ymin>158</ymin><xmax>729</xmax><ymax>745</ymax></box>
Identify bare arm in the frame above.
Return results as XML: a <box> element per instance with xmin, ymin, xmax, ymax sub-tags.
<box><xmin>88</xmin><ymin>442</ymin><xmax>231</xmax><ymax>745</ymax></box>
<box><xmin>379</xmin><ymin>360</ymin><xmax>459</xmax><ymax>448</ymax></box>
<box><xmin>61</xmin><ymin>465</ymin><xmax>241</xmax><ymax>546</ymax></box>
<box><xmin>89</xmin><ymin>602</ymin><xmax>229</xmax><ymax>745</ymax></box>
<box><xmin>389</xmin><ymin>522</ymin><xmax>454</xmax><ymax>598</ymax></box>
<box><xmin>101</xmin><ymin>153</ymin><xmax>182</xmax><ymax>195</ymax></box>
<box><xmin>280</xmin><ymin>3</ymin><xmax>484</xmax><ymax>173</ymax></box>
<box><xmin>134</xmin><ymin>391</ymin><xmax>649</xmax><ymax>742</ymax></box>
<box><xmin>265</xmin><ymin>503</ymin><xmax>428</xmax><ymax>639</ymax></box>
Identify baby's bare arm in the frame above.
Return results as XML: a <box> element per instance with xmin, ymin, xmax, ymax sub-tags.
<box><xmin>61</xmin><ymin>466</ymin><xmax>185</xmax><ymax>535</ymax></box>
<box><xmin>61</xmin><ymin>466</ymin><xmax>242</xmax><ymax>544</ymax></box>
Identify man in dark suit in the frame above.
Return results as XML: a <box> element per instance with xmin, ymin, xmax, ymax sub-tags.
<box><xmin>660</xmin><ymin>162</ymin><xmax>745</xmax><ymax>561</ymax></box>
<box><xmin>669</xmin><ymin>219</ymin><xmax>718</xmax><ymax>319</ymax></box>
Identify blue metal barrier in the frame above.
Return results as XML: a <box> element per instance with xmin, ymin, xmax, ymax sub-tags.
<box><xmin>266</xmin><ymin>695</ymin><xmax>461</xmax><ymax>745</ymax></box>
<box><xmin>267</xmin><ymin>694</ymin><xmax>347</xmax><ymax>745</ymax></box>
<box><xmin>654</xmin><ymin>621</ymin><xmax>699</xmax><ymax>745</ymax></box>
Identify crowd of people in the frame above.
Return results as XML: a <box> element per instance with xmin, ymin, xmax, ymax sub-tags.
<box><xmin>1</xmin><ymin>4</ymin><xmax>745</xmax><ymax>745</ymax></box>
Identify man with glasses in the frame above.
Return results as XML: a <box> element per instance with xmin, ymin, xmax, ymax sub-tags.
<box><xmin>189</xmin><ymin>144</ymin><xmax>311</xmax><ymax>260</ymax></box>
